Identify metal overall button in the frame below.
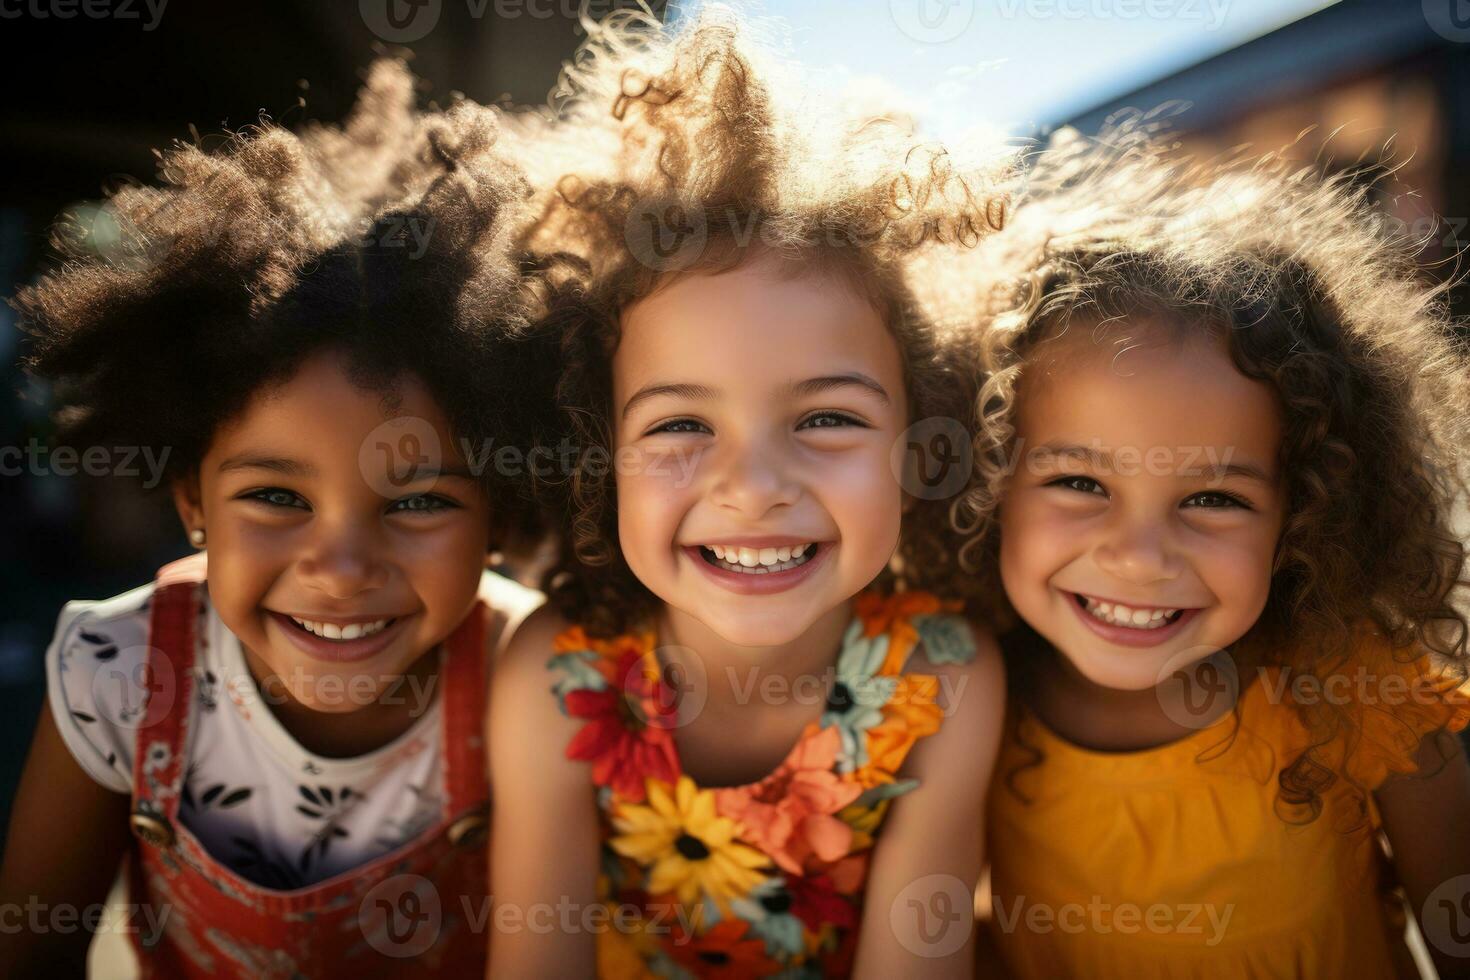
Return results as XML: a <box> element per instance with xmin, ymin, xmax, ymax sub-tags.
<box><xmin>446</xmin><ymin>808</ymin><xmax>489</xmax><ymax>849</ymax></box>
<box><xmin>129</xmin><ymin>809</ymin><xmax>176</xmax><ymax>848</ymax></box>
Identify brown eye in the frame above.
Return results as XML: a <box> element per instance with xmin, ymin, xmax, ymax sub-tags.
<box><xmin>1048</xmin><ymin>475</ymin><xmax>1106</xmax><ymax>496</ymax></box>
<box><xmin>798</xmin><ymin>411</ymin><xmax>865</xmax><ymax>430</ymax></box>
<box><xmin>1183</xmin><ymin>491</ymin><xmax>1251</xmax><ymax>510</ymax></box>
<box><xmin>649</xmin><ymin>418</ymin><xmax>709</xmax><ymax>435</ymax></box>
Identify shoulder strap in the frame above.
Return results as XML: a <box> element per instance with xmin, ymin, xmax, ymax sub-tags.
<box><xmin>440</xmin><ymin>601</ymin><xmax>488</xmax><ymax>816</ymax></box>
<box><xmin>131</xmin><ymin>565</ymin><xmax>203</xmax><ymax>824</ymax></box>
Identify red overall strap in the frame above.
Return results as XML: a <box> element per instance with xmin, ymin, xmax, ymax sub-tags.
<box><xmin>131</xmin><ymin>554</ymin><xmax>206</xmax><ymax>825</ymax></box>
<box><xmin>439</xmin><ymin>601</ymin><xmax>487</xmax><ymax>818</ymax></box>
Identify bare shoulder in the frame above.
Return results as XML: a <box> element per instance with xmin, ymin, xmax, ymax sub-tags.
<box><xmin>487</xmin><ymin>604</ymin><xmax>582</xmax><ymax>775</ymax></box>
<box><xmin>901</xmin><ymin>618</ymin><xmax>1007</xmax><ymax>790</ymax></box>
<box><xmin>910</xmin><ymin>618</ymin><xmax>1006</xmax><ymax>715</ymax></box>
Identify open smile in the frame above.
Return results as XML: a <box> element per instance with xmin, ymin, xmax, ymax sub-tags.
<box><xmin>682</xmin><ymin>539</ymin><xmax>833</xmax><ymax>595</ymax></box>
<box><xmin>1065</xmin><ymin>590</ymin><xmax>1201</xmax><ymax>648</ymax></box>
<box><xmin>266</xmin><ymin>610</ymin><xmax>414</xmax><ymax>664</ymax></box>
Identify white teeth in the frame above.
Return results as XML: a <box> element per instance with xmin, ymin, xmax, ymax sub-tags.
<box><xmin>700</xmin><ymin>543</ymin><xmax>816</xmax><ymax>574</ymax></box>
<box><xmin>1078</xmin><ymin>596</ymin><xmax>1180</xmax><ymax>631</ymax></box>
<box><xmin>290</xmin><ymin>617</ymin><xmax>391</xmax><ymax>641</ymax></box>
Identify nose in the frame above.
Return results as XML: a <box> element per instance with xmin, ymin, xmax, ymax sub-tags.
<box><xmin>1093</xmin><ymin>510</ymin><xmax>1181</xmax><ymax>586</ymax></box>
<box><xmin>707</xmin><ymin>436</ymin><xmax>801</xmax><ymax>518</ymax></box>
<box><xmin>296</xmin><ymin>522</ymin><xmax>389</xmax><ymax>599</ymax></box>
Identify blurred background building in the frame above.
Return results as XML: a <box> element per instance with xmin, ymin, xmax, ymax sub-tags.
<box><xmin>1</xmin><ymin>0</ymin><xmax>1466</xmax><ymax>879</ymax></box>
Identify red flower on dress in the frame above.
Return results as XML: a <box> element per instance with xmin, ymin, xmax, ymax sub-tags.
<box><xmin>785</xmin><ymin>873</ymin><xmax>857</xmax><ymax>932</ymax></box>
<box><xmin>564</xmin><ymin>647</ymin><xmax>680</xmax><ymax>803</ymax></box>
<box><xmin>665</xmin><ymin>919</ymin><xmax>781</xmax><ymax>979</ymax></box>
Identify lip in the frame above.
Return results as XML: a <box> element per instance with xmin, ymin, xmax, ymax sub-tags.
<box><xmin>266</xmin><ymin>610</ymin><xmax>413</xmax><ymax>664</ymax></box>
<box><xmin>1064</xmin><ymin>590</ymin><xmax>1202</xmax><ymax>648</ymax></box>
<box><xmin>683</xmin><ymin>542</ymin><xmax>833</xmax><ymax>596</ymax></box>
<box><xmin>682</xmin><ymin>535</ymin><xmax>819</xmax><ymax>549</ymax></box>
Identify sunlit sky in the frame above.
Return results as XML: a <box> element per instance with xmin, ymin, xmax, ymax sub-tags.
<box><xmin>670</xmin><ymin>0</ymin><xmax>1339</xmax><ymax>139</ymax></box>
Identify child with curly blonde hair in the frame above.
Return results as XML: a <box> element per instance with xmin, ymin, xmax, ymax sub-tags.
<box><xmin>487</xmin><ymin>8</ymin><xmax>1013</xmax><ymax>977</ymax></box>
<box><xmin>942</xmin><ymin>131</ymin><xmax>1470</xmax><ymax>979</ymax></box>
<box><xmin>0</xmin><ymin>64</ymin><xmax>557</xmax><ymax>977</ymax></box>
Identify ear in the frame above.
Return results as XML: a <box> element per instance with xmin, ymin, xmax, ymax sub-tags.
<box><xmin>171</xmin><ymin>473</ymin><xmax>205</xmax><ymax>538</ymax></box>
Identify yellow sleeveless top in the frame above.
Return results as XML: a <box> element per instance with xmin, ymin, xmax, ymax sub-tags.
<box><xmin>986</xmin><ymin>637</ymin><xmax>1469</xmax><ymax>979</ymax></box>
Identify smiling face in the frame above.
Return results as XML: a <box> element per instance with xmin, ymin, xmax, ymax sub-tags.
<box><xmin>173</xmin><ymin>348</ymin><xmax>492</xmax><ymax>713</ymax></box>
<box><xmin>612</xmin><ymin>255</ymin><xmax>909</xmax><ymax>647</ymax></box>
<box><xmin>998</xmin><ymin>320</ymin><xmax>1287</xmax><ymax>691</ymax></box>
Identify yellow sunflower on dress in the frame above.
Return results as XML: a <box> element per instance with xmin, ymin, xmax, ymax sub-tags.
<box><xmin>609</xmin><ymin>776</ymin><xmax>770</xmax><ymax>918</ymax></box>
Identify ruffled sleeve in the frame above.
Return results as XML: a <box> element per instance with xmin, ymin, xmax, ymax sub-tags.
<box><xmin>44</xmin><ymin>583</ymin><xmax>158</xmax><ymax>794</ymax></box>
<box><xmin>1335</xmin><ymin>634</ymin><xmax>1470</xmax><ymax>791</ymax></box>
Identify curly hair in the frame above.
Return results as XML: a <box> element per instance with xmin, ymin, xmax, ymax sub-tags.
<box><xmin>499</xmin><ymin>4</ymin><xmax>1014</xmax><ymax>635</ymax></box>
<box><xmin>14</xmin><ymin>60</ymin><xmax>561</xmax><ymax>553</ymax></box>
<box><xmin>948</xmin><ymin>125</ymin><xmax>1470</xmax><ymax>821</ymax></box>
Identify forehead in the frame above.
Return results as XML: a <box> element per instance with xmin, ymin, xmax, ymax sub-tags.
<box><xmin>211</xmin><ymin>348</ymin><xmax>460</xmax><ymax>457</ymax></box>
<box><xmin>1017</xmin><ymin>318</ymin><xmax>1282</xmax><ymax>456</ymax></box>
<box><xmin>614</xmin><ymin>258</ymin><xmax>903</xmax><ymax>394</ymax></box>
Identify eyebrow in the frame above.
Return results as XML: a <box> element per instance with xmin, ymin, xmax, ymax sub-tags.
<box><xmin>217</xmin><ymin>454</ymin><xmax>316</xmax><ymax>477</ymax></box>
<box><xmin>1038</xmin><ymin>443</ymin><xmax>1276</xmax><ymax>484</ymax></box>
<box><xmin>217</xmin><ymin>453</ymin><xmax>475</xmax><ymax>482</ymax></box>
<box><xmin>620</xmin><ymin>373</ymin><xmax>891</xmax><ymax>420</ymax></box>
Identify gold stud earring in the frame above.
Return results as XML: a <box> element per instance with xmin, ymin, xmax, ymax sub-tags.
<box><xmin>189</xmin><ymin>528</ymin><xmax>206</xmax><ymax>548</ymax></box>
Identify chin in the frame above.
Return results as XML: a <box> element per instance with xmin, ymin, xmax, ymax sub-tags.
<box><xmin>696</xmin><ymin>606</ymin><xmax>815</xmax><ymax>649</ymax></box>
<box><xmin>1056</xmin><ymin>640</ymin><xmax>1177</xmax><ymax>693</ymax></box>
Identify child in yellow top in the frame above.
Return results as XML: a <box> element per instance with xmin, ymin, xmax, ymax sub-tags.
<box><xmin>946</xmin><ymin>135</ymin><xmax>1470</xmax><ymax>978</ymax></box>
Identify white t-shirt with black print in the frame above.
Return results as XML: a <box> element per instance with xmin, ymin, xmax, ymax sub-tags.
<box><xmin>45</xmin><ymin>570</ymin><xmax>540</xmax><ymax>890</ymax></box>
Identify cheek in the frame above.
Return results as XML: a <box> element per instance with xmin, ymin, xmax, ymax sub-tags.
<box><xmin>615</xmin><ymin>464</ymin><xmax>689</xmax><ymax>561</ymax></box>
<box><xmin>819</xmin><ymin>453</ymin><xmax>902</xmax><ymax>544</ymax></box>
<box><xmin>1194</xmin><ymin>528</ymin><xmax>1278</xmax><ymax>618</ymax></box>
<box><xmin>999</xmin><ymin>495</ymin><xmax>1076</xmax><ymax>586</ymax></box>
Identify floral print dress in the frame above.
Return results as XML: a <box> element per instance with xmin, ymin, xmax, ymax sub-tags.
<box><xmin>548</xmin><ymin>590</ymin><xmax>977</xmax><ymax>979</ymax></box>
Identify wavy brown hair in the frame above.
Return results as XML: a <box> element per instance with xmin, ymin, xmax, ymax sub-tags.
<box><xmin>950</xmin><ymin>127</ymin><xmax>1470</xmax><ymax>822</ymax></box>
<box><xmin>500</xmin><ymin>5</ymin><xmax>1014</xmax><ymax>635</ymax></box>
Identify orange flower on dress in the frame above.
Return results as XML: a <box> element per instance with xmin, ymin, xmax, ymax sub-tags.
<box><xmin>853</xmin><ymin>673</ymin><xmax>944</xmax><ymax>788</ymax></box>
<box><xmin>854</xmin><ymin>591</ymin><xmax>952</xmax><ymax>674</ymax></box>
<box><xmin>665</xmin><ymin>919</ymin><xmax>781</xmax><ymax>979</ymax></box>
<box><xmin>714</xmin><ymin>725</ymin><xmax>864</xmax><ymax>875</ymax></box>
